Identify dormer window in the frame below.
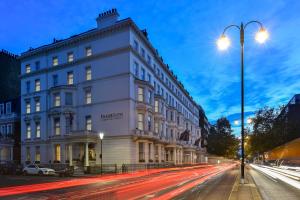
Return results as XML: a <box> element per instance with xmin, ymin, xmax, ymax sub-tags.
<box><xmin>133</xmin><ymin>40</ymin><xmax>139</xmax><ymax>51</ymax></box>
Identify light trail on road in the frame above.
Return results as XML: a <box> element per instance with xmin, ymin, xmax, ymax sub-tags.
<box><xmin>250</xmin><ymin>164</ymin><xmax>300</xmax><ymax>189</ymax></box>
<box><xmin>0</xmin><ymin>163</ymin><xmax>237</xmax><ymax>199</ymax></box>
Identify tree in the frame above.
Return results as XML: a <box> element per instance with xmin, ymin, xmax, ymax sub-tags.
<box><xmin>207</xmin><ymin>117</ymin><xmax>239</xmax><ymax>159</ymax></box>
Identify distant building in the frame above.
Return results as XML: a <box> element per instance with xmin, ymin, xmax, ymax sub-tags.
<box><xmin>19</xmin><ymin>9</ymin><xmax>207</xmax><ymax>167</ymax></box>
<box><xmin>0</xmin><ymin>98</ymin><xmax>21</xmax><ymax>162</ymax></box>
<box><xmin>196</xmin><ymin>105</ymin><xmax>209</xmax><ymax>162</ymax></box>
<box><xmin>0</xmin><ymin>50</ymin><xmax>21</xmax><ymax>163</ymax></box>
<box><xmin>276</xmin><ymin>94</ymin><xmax>300</xmax><ymax>138</ymax></box>
<box><xmin>0</xmin><ymin>50</ymin><xmax>20</xmax><ymax>100</ymax></box>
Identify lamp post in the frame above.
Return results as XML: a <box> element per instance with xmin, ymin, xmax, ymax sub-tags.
<box><xmin>99</xmin><ymin>132</ymin><xmax>104</xmax><ymax>175</ymax></box>
<box><xmin>217</xmin><ymin>21</ymin><xmax>268</xmax><ymax>183</ymax></box>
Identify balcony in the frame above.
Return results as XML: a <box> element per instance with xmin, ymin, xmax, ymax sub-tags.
<box><xmin>136</xmin><ymin>101</ymin><xmax>153</xmax><ymax>112</ymax></box>
<box><xmin>48</xmin><ymin>105</ymin><xmax>75</xmax><ymax>116</ymax></box>
<box><xmin>50</xmin><ymin>130</ymin><xmax>99</xmax><ymax>142</ymax></box>
<box><xmin>0</xmin><ymin>113</ymin><xmax>19</xmax><ymax>121</ymax></box>
<box><xmin>134</xmin><ymin>129</ymin><xmax>159</xmax><ymax>141</ymax></box>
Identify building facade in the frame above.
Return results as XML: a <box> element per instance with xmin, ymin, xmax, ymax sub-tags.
<box><xmin>0</xmin><ymin>98</ymin><xmax>21</xmax><ymax>162</ymax></box>
<box><xmin>0</xmin><ymin>50</ymin><xmax>20</xmax><ymax>100</ymax></box>
<box><xmin>20</xmin><ymin>9</ymin><xmax>206</xmax><ymax>167</ymax></box>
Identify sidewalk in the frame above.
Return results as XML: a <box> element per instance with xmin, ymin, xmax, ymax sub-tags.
<box><xmin>228</xmin><ymin>166</ymin><xmax>262</xmax><ymax>200</ymax></box>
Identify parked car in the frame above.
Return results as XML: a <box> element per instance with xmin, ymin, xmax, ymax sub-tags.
<box><xmin>23</xmin><ymin>164</ymin><xmax>56</xmax><ymax>176</ymax></box>
<box><xmin>56</xmin><ymin>166</ymin><xmax>74</xmax><ymax>177</ymax></box>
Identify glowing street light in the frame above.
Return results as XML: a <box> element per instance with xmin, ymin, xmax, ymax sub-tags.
<box><xmin>217</xmin><ymin>35</ymin><xmax>230</xmax><ymax>50</ymax></box>
<box><xmin>234</xmin><ymin>120</ymin><xmax>240</xmax><ymax>125</ymax></box>
<box><xmin>255</xmin><ymin>28</ymin><xmax>269</xmax><ymax>44</ymax></box>
<box><xmin>99</xmin><ymin>132</ymin><xmax>104</xmax><ymax>175</ymax></box>
<box><xmin>217</xmin><ymin>21</ymin><xmax>268</xmax><ymax>183</ymax></box>
<box><xmin>247</xmin><ymin>118</ymin><xmax>253</xmax><ymax>124</ymax></box>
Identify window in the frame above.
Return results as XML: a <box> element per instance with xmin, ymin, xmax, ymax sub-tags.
<box><xmin>86</xmin><ymin>47</ymin><xmax>92</xmax><ymax>57</ymax></box>
<box><xmin>35</xmin><ymin>99</ymin><xmax>40</xmax><ymax>112</ymax></box>
<box><xmin>147</xmin><ymin>90</ymin><xmax>152</xmax><ymax>104</ymax></box>
<box><xmin>6</xmin><ymin>124</ymin><xmax>12</xmax><ymax>135</ymax></box>
<box><xmin>35</xmin><ymin>146</ymin><xmax>40</xmax><ymax>162</ymax></box>
<box><xmin>26</xmin><ymin>101</ymin><xmax>31</xmax><ymax>114</ymax></box>
<box><xmin>26</xmin><ymin>147</ymin><xmax>31</xmax><ymax>161</ymax></box>
<box><xmin>55</xmin><ymin>144</ymin><xmax>61</xmax><ymax>161</ymax></box>
<box><xmin>147</xmin><ymin>115</ymin><xmax>152</xmax><ymax>131</ymax></box>
<box><xmin>138</xmin><ymin>87</ymin><xmax>144</xmax><ymax>102</ymax></box>
<box><xmin>141</xmin><ymin>48</ymin><xmax>145</xmax><ymax>58</ymax></box>
<box><xmin>155</xmin><ymin>100</ymin><xmax>159</xmax><ymax>112</ymax></box>
<box><xmin>133</xmin><ymin>40</ymin><xmax>139</xmax><ymax>51</ymax></box>
<box><xmin>65</xmin><ymin>116</ymin><xmax>72</xmax><ymax>134</ymax></box>
<box><xmin>0</xmin><ymin>103</ymin><xmax>4</xmax><ymax>115</ymax></box>
<box><xmin>25</xmin><ymin>64</ymin><xmax>31</xmax><ymax>73</ymax></box>
<box><xmin>134</xmin><ymin>62</ymin><xmax>139</xmax><ymax>77</ymax></box>
<box><xmin>147</xmin><ymin>55</ymin><xmax>151</xmax><ymax>64</ymax></box>
<box><xmin>85</xmin><ymin>116</ymin><xmax>92</xmax><ymax>131</ymax></box>
<box><xmin>35</xmin><ymin>122</ymin><xmax>40</xmax><ymax>138</ymax></box>
<box><xmin>147</xmin><ymin>73</ymin><xmax>151</xmax><ymax>84</ymax></box>
<box><xmin>26</xmin><ymin>123</ymin><xmax>31</xmax><ymax>139</ymax></box>
<box><xmin>138</xmin><ymin>114</ymin><xmax>144</xmax><ymax>130</ymax></box>
<box><xmin>6</xmin><ymin>102</ymin><xmax>11</xmax><ymax>114</ymax></box>
<box><xmin>26</xmin><ymin>81</ymin><xmax>30</xmax><ymax>93</ymax></box>
<box><xmin>65</xmin><ymin>92</ymin><xmax>73</xmax><ymax>106</ymax></box>
<box><xmin>52</xmin><ymin>75</ymin><xmax>58</xmax><ymax>87</ymax></box>
<box><xmin>52</xmin><ymin>56</ymin><xmax>58</xmax><ymax>66</ymax></box>
<box><xmin>35</xmin><ymin>61</ymin><xmax>40</xmax><ymax>70</ymax></box>
<box><xmin>67</xmin><ymin>52</ymin><xmax>74</xmax><ymax>62</ymax></box>
<box><xmin>85</xmin><ymin>90</ymin><xmax>92</xmax><ymax>104</ymax></box>
<box><xmin>141</xmin><ymin>68</ymin><xmax>145</xmax><ymax>80</ymax></box>
<box><xmin>1</xmin><ymin>125</ymin><xmax>5</xmax><ymax>134</ymax></box>
<box><xmin>155</xmin><ymin>122</ymin><xmax>159</xmax><ymax>133</ymax></box>
<box><xmin>86</xmin><ymin>66</ymin><xmax>92</xmax><ymax>80</ymax></box>
<box><xmin>54</xmin><ymin>118</ymin><xmax>60</xmax><ymax>135</ymax></box>
<box><xmin>54</xmin><ymin>93</ymin><xmax>60</xmax><ymax>107</ymax></box>
<box><xmin>138</xmin><ymin>142</ymin><xmax>145</xmax><ymax>161</ymax></box>
<box><xmin>67</xmin><ymin>71</ymin><xmax>73</xmax><ymax>85</ymax></box>
<box><xmin>171</xmin><ymin>111</ymin><xmax>174</xmax><ymax>121</ymax></box>
<box><xmin>35</xmin><ymin>79</ymin><xmax>40</xmax><ymax>92</ymax></box>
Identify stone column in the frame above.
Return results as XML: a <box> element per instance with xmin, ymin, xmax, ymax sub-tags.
<box><xmin>69</xmin><ymin>144</ymin><xmax>73</xmax><ymax>166</ymax></box>
<box><xmin>158</xmin><ymin>145</ymin><xmax>161</xmax><ymax>163</ymax></box>
<box><xmin>85</xmin><ymin>142</ymin><xmax>89</xmax><ymax>166</ymax></box>
<box><xmin>173</xmin><ymin>148</ymin><xmax>177</xmax><ymax>165</ymax></box>
<box><xmin>10</xmin><ymin>146</ymin><xmax>13</xmax><ymax>161</ymax></box>
<box><xmin>190</xmin><ymin>152</ymin><xmax>193</xmax><ymax>164</ymax></box>
<box><xmin>145</xmin><ymin>142</ymin><xmax>149</xmax><ymax>163</ymax></box>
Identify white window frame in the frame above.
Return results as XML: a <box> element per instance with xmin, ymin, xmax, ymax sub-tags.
<box><xmin>35</xmin><ymin>122</ymin><xmax>40</xmax><ymax>138</ymax></box>
<box><xmin>52</xmin><ymin>56</ymin><xmax>58</xmax><ymax>66</ymax></box>
<box><xmin>67</xmin><ymin>52</ymin><xmax>74</xmax><ymax>62</ymax></box>
<box><xmin>86</xmin><ymin>66</ymin><xmax>92</xmax><ymax>81</ymax></box>
<box><xmin>138</xmin><ymin>87</ymin><xmax>144</xmax><ymax>102</ymax></box>
<box><xmin>6</xmin><ymin>102</ymin><xmax>11</xmax><ymax>114</ymax></box>
<box><xmin>86</xmin><ymin>47</ymin><xmax>92</xmax><ymax>57</ymax></box>
<box><xmin>67</xmin><ymin>71</ymin><xmax>74</xmax><ymax>85</ymax></box>
<box><xmin>85</xmin><ymin>90</ymin><xmax>92</xmax><ymax>104</ymax></box>
<box><xmin>138</xmin><ymin>113</ymin><xmax>144</xmax><ymax>131</ymax></box>
<box><xmin>35</xmin><ymin>79</ymin><xmax>41</xmax><ymax>92</ymax></box>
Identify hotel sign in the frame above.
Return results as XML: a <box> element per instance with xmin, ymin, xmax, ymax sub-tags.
<box><xmin>100</xmin><ymin>113</ymin><xmax>123</xmax><ymax>121</ymax></box>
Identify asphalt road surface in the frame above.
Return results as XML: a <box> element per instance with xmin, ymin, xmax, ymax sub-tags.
<box><xmin>250</xmin><ymin>165</ymin><xmax>300</xmax><ymax>200</ymax></box>
<box><xmin>0</xmin><ymin>163</ymin><xmax>236</xmax><ymax>200</ymax></box>
<box><xmin>174</xmin><ymin>166</ymin><xmax>238</xmax><ymax>200</ymax></box>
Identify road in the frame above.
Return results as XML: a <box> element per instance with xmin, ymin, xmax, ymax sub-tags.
<box><xmin>250</xmin><ymin>164</ymin><xmax>300</xmax><ymax>200</ymax></box>
<box><xmin>174</xmin><ymin>167</ymin><xmax>238</xmax><ymax>200</ymax></box>
<box><xmin>0</xmin><ymin>163</ymin><xmax>236</xmax><ymax>200</ymax></box>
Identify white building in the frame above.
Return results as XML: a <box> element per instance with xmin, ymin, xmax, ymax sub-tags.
<box><xmin>0</xmin><ymin>98</ymin><xmax>20</xmax><ymax>162</ymax></box>
<box><xmin>20</xmin><ymin>9</ymin><xmax>206</xmax><ymax>168</ymax></box>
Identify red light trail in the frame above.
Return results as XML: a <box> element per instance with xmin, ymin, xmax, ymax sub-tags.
<box><xmin>0</xmin><ymin>163</ymin><xmax>237</xmax><ymax>199</ymax></box>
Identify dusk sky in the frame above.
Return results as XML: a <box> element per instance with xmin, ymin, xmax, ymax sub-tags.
<box><xmin>1</xmin><ymin>0</ymin><xmax>300</xmax><ymax>135</ymax></box>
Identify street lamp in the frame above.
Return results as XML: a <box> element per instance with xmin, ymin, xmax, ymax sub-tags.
<box><xmin>99</xmin><ymin>132</ymin><xmax>104</xmax><ymax>175</ymax></box>
<box><xmin>217</xmin><ymin>21</ymin><xmax>268</xmax><ymax>183</ymax></box>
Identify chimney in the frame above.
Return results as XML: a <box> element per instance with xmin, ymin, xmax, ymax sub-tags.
<box><xmin>96</xmin><ymin>8</ymin><xmax>119</xmax><ymax>29</ymax></box>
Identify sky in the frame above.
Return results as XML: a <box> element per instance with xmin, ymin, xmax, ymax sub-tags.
<box><xmin>1</xmin><ymin>0</ymin><xmax>300</xmax><ymax>135</ymax></box>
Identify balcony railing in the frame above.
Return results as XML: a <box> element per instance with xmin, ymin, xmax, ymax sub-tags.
<box><xmin>0</xmin><ymin>113</ymin><xmax>19</xmax><ymax>120</ymax></box>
